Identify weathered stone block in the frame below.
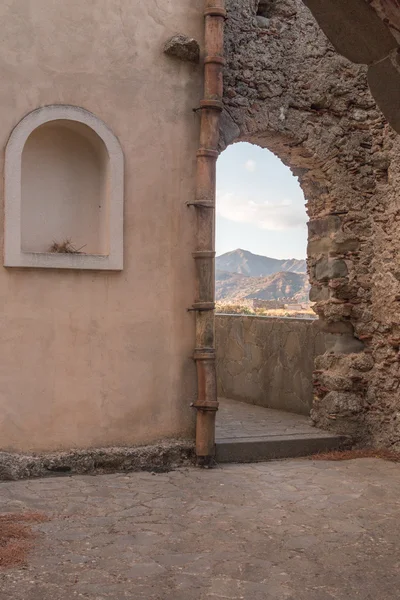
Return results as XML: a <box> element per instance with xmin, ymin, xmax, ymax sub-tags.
<box><xmin>308</xmin><ymin>216</ymin><xmax>341</xmax><ymax>238</ymax></box>
<box><xmin>319</xmin><ymin>319</ymin><xmax>354</xmax><ymax>335</ymax></box>
<box><xmin>325</xmin><ymin>391</ymin><xmax>364</xmax><ymax>415</ymax></box>
<box><xmin>256</xmin><ymin>16</ymin><xmax>270</xmax><ymax>28</ymax></box>
<box><xmin>307</xmin><ymin>238</ymin><xmax>333</xmax><ymax>255</ymax></box>
<box><xmin>351</xmin><ymin>353</ymin><xmax>374</xmax><ymax>372</ymax></box>
<box><xmin>315</xmin><ymin>258</ymin><xmax>348</xmax><ymax>281</ymax></box>
<box><xmin>163</xmin><ymin>35</ymin><xmax>200</xmax><ymax>63</ymax></box>
<box><xmin>318</xmin><ymin>372</ymin><xmax>359</xmax><ymax>392</ymax></box>
<box><xmin>309</xmin><ymin>285</ymin><xmax>330</xmax><ymax>302</ymax></box>
<box><xmin>331</xmin><ymin>234</ymin><xmax>360</xmax><ymax>253</ymax></box>
<box><xmin>325</xmin><ymin>333</ymin><xmax>365</xmax><ymax>354</ymax></box>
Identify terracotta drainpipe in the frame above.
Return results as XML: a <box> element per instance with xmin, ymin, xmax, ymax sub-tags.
<box><xmin>190</xmin><ymin>0</ymin><xmax>226</xmax><ymax>466</ymax></box>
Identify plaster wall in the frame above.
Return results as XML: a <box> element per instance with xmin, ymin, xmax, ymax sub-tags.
<box><xmin>216</xmin><ymin>315</ymin><xmax>325</xmax><ymax>415</ymax></box>
<box><xmin>0</xmin><ymin>0</ymin><xmax>203</xmax><ymax>451</ymax></box>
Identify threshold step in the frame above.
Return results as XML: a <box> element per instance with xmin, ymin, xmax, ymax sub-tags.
<box><xmin>215</xmin><ymin>433</ymin><xmax>347</xmax><ymax>464</ymax></box>
<box><xmin>215</xmin><ymin>398</ymin><xmax>348</xmax><ymax>463</ymax></box>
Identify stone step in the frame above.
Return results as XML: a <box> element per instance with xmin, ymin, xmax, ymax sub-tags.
<box><xmin>216</xmin><ymin>398</ymin><xmax>348</xmax><ymax>464</ymax></box>
<box><xmin>216</xmin><ymin>433</ymin><xmax>347</xmax><ymax>463</ymax></box>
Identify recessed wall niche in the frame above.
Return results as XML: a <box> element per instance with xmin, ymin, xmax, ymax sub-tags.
<box><xmin>4</xmin><ymin>105</ymin><xmax>124</xmax><ymax>270</ymax></box>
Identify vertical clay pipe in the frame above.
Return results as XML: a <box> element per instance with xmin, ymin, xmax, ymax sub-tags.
<box><xmin>191</xmin><ymin>0</ymin><xmax>226</xmax><ymax>466</ymax></box>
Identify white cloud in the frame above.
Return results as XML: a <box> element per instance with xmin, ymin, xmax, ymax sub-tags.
<box><xmin>244</xmin><ymin>159</ymin><xmax>256</xmax><ymax>172</ymax></box>
<box><xmin>216</xmin><ymin>191</ymin><xmax>306</xmax><ymax>231</ymax></box>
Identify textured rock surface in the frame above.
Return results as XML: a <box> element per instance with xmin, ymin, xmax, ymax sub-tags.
<box><xmin>1</xmin><ymin>459</ymin><xmax>400</xmax><ymax>599</ymax></box>
<box><xmin>0</xmin><ymin>442</ymin><xmax>195</xmax><ymax>481</ymax></box>
<box><xmin>216</xmin><ymin>315</ymin><xmax>325</xmax><ymax>415</ymax></box>
<box><xmin>224</xmin><ymin>0</ymin><xmax>400</xmax><ymax>447</ymax></box>
<box><xmin>164</xmin><ymin>34</ymin><xmax>200</xmax><ymax>63</ymax></box>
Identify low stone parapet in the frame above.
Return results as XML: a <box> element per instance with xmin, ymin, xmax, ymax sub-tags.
<box><xmin>216</xmin><ymin>314</ymin><xmax>325</xmax><ymax>415</ymax></box>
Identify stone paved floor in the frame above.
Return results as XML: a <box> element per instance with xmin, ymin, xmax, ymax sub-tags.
<box><xmin>216</xmin><ymin>398</ymin><xmax>339</xmax><ymax>441</ymax></box>
<box><xmin>1</xmin><ymin>458</ymin><xmax>400</xmax><ymax>599</ymax></box>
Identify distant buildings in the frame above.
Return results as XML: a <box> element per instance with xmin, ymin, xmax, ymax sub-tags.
<box><xmin>251</xmin><ymin>298</ymin><xmax>309</xmax><ymax>311</ymax></box>
<box><xmin>251</xmin><ymin>299</ymin><xmax>285</xmax><ymax>310</ymax></box>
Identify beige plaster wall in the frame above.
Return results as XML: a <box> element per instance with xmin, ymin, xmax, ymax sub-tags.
<box><xmin>216</xmin><ymin>315</ymin><xmax>326</xmax><ymax>415</ymax></box>
<box><xmin>0</xmin><ymin>0</ymin><xmax>203</xmax><ymax>451</ymax></box>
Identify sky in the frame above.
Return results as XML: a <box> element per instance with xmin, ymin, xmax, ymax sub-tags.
<box><xmin>216</xmin><ymin>142</ymin><xmax>307</xmax><ymax>260</ymax></box>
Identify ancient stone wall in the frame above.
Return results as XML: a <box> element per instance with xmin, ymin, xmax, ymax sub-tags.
<box><xmin>216</xmin><ymin>314</ymin><xmax>325</xmax><ymax>415</ymax></box>
<box><xmin>224</xmin><ymin>0</ymin><xmax>400</xmax><ymax>446</ymax></box>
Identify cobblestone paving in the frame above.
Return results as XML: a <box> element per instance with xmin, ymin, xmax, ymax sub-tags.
<box><xmin>1</xmin><ymin>458</ymin><xmax>400</xmax><ymax>599</ymax></box>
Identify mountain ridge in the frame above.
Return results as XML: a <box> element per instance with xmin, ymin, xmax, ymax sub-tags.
<box><xmin>216</xmin><ymin>248</ymin><xmax>306</xmax><ymax>277</ymax></box>
<box><xmin>216</xmin><ymin>269</ymin><xmax>309</xmax><ymax>303</ymax></box>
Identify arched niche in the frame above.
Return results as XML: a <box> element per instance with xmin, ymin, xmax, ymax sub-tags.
<box><xmin>4</xmin><ymin>105</ymin><xmax>124</xmax><ymax>270</ymax></box>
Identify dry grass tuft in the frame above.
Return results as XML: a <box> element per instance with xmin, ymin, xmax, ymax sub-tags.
<box><xmin>49</xmin><ymin>239</ymin><xmax>86</xmax><ymax>254</ymax></box>
<box><xmin>311</xmin><ymin>448</ymin><xmax>400</xmax><ymax>463</ymax></box>
<box><xmin>0</xmin><ymin>512</ymin><xmax>48</xmax><ymax>569</ymax></box>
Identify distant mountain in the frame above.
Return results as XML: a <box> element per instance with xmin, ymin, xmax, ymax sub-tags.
<box><xmin>215</xmin><ymin>270</ymin><xmax>249</xmax><ymax>301</ymax></box>
<box><xmin>216</xmin><ymin>269</ymin><xmax>310</xmax><ymax>303</ymax></box>
<box><xmin>216</xmin><ymin>249</ymin><xmax>306</xmax><ymax>277</ymax></box>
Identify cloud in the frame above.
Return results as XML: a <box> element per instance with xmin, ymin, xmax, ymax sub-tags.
<box><xmin>216</xmin><ymin>191</ymin><xmax>306</xmax><ymax>231</ymax></box>
<box><xmin>244</xmin><ymin>159</ymin><xmax>256</xmax><ymax>172</ymax></box>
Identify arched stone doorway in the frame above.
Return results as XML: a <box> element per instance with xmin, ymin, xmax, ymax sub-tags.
<box><xmin>222</xmin><ymin>0</ymin><xmax>400</xmax><ymax>446</ymax></box>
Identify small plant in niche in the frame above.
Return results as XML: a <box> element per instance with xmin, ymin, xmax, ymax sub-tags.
<box><xmin>48</xmin><ymin>239</ymin><xmax>86</xmax><ymax>254</ymax></box>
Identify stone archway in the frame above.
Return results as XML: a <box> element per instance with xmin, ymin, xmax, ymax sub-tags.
<box><xmin>223</xmin><ymin>0</ymin><xmax>400</xmax><ymax>446</ymax></box>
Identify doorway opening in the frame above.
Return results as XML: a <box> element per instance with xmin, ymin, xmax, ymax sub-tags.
<box><xmin>215</xmin><ymin>141</ymin><xmax>324</xmax><ymax>419</ymax></box>
<box><xmin>216</xmin><ymin>141</ymin><xmax>313</xmax><ymax>320</ymax></box>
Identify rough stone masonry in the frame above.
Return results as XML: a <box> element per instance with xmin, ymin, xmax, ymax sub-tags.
<box><xmin>223</xmin><ymin>0</ymin><xmax>400</xmax><ymax>447</ymax></box>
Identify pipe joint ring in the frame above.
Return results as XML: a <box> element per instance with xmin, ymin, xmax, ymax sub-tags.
<box><xmin>193</xmin><ymin>348</ymin><xmax>216</xmax><ymax>360</ymax></box>
<box><xmin>187</xmin><ymin>201</ymin><xmax>214</xmax><ymax>208</ymax></box>
<box><xmin>188</xmin><ymin>302</ymin><xmax>215</xmax><ymax>312</ymax></box>
<box><xmin>199</xmin><ymin>99</ymin><xmax>223</xmax><ymax>111</ymax></box>
<box><xmin>204</xmin><ymin>56</ymin><xmax>226</xmax><ymax>65</ymax></box>
<box><xmin>196</xmin><ymin>148</ymin><xmax>219</xmax><ymax>159</ymax></box>
<box><xmin>192</xmin><ymin>404</ymin><xmax>219</xmax><ymax>411</ymax></box>
<box><xmin>204</xmin><ymin>7</ymin><xmax>227</xmax><ymax>18</ymax></box>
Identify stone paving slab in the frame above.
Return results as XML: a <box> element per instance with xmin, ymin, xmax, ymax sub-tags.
<box><xmin>1</xmin><ymin>458</ymin><xmax>400</xmax><ymax>599</ymax></box>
